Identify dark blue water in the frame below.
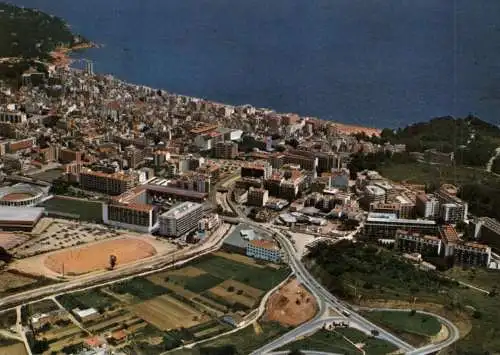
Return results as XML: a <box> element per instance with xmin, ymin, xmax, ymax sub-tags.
<box><xmin>8</xmin><ymin>0</ymin><xmax>500</xmax><ymax>127</ymax></box>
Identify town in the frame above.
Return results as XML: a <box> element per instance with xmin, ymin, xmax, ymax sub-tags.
<box><xmin>0</xmin><ymin>6</ymin><xmax>500</xmax><ymax>354</ymax></box>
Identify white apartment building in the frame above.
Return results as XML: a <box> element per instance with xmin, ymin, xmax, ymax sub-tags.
<box><xmin>159</xmin><ymin>202</ymin><xmax>203</xmax><ymax>237</ymax></box>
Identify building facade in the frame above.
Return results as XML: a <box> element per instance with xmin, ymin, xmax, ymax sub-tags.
<box><xmin>159</xmin><ymin>202</ymin><xmax>203</xmax><ymax>237</ymax></box>
<box><xmin>246</xmin><ymin>239</ymin><xmax>283</xmax><ymax>263</ymax></box>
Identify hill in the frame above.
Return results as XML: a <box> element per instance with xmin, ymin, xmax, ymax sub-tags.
<box><xmin>0</xmin><ymin>2</ymin><xmax>86</xmax><ymax>59</ymax></box>
<box><xmin>379</xmin><ymin>115</ymin><xmax>500</xmax><ymax>167</ymax></box>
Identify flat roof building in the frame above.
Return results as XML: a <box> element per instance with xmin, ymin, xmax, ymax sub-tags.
<box><xmin>0</xmin><ymin>206</ymin><xmax>44</xmax><ymax>231</ymax></box>
<box><xmin>364</xmin><ymin>212</ymin><xmax>437</xmax><ymax>239</ymax></box>
<box><xmin>159</xmin><ymin>202</ymin><xmax>203</xmax><ymax>237</ymax></box>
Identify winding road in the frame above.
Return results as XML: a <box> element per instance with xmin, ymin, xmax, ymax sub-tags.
<box><xmin>224</xmin><ymin>192</ymin><xmax>461</xmax><ymax>355</ymax></box>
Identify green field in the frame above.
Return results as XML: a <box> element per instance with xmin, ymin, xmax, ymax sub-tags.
<box><xmin>0</xmin><ymin>310</ymin><xmax>17</xmax><ymax>329</ymax></box>
<box><xmin>40</xmin><ymin>196</ymin><xmax>103</xmax><ymax>222</ymax></box>
<box><xmin>278</xmin><ymin>329</ymin><xmax>362</xmax><ymax>354</ymax></box>
<box><xmin>169</xmin><ymin>322</ymin><xmax>289</xmax><ymax>355</ymax></box>
<box><xmin>307</xmin><ymin>240</ymin><xmax>500</xmax><ymax>353</ymax></box>
<box><xmin>57</xmin><ymin>289</ymin><xmax>116</xmax><ymax>312</ymax></box>
<box><xmin>363</xmin><ymin>311</ymin><xmax>441</xmax><ymax>338</ymax></box>
<box><xmin>445</xmin><ymin>267</ymin><xmax>500</xmax><ymax>293</ymax></box>
<box><xmin>184</xmin><ymin>274</ymin><xmax>224</xmax><ymax>294</ymax></box>
<box><xmin>110</xmin><ymin>277</ymin><xmax>169</xmax><ymax>301</ymax></box>
<box><xmin>335</xmin><ymin>327</ymin><xmax>399</xmax><ymax>354</ymax></box>
<box><xmin>191</xmin><ymin>255</ymin><xmax>290</xmax><ymax>291</ymax></box>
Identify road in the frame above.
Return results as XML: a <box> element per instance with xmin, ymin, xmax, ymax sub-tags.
<box><xmin>0</xmin><ymin>223</ymin><xmax>233</xmax><ymax>311</ymax></box>
<box><xmin>223</xmin><ymin>194</ymin><xmax>415</xmax><ymax>354</ymax></box>
<box><xmin>224</xmin><ymin>192</ymin><xmax>460</xmax><ymax>355</ymax></box>
<box><xmin>355</xmin><ymin>308</ymin><xmax>460</xmax><ymax>355</ymax></box>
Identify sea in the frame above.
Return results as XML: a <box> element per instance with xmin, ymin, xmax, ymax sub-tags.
<box><xmin>7</xmin><ymin>0</ymin><xmax>500</xmax><ymax>128</ymax></box>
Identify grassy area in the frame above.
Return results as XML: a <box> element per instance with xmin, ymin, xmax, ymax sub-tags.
<box><xmin>335</xmin><ymin>328</ymin><xmax>399</xmax><ymax>354</ymax></box>
<box><xmin>40</xmin><ymin>196</ymin><xmax>103</xmax><ymax>222</ymax></box>
<box><xmin>171</xmin><ymin>321</ymin><xmax>289</xmax><ymax>355</ymax></box>
<box><xmin>362</xmin><ymin>311</ymin><xmax>441</xmax><ymax>346</ymax></box>
<box><xmin>307</xmin><ymin>240</ymin><xmax>500</xmax><ymax>353</ymax></box>
<box><xmin>179</xmin><ymin>274</ymin><xmax>224</xmax><ymax>294</ymax></box>
<box><xmin>378</xmin><ymin>161</ymin><xmax>500</xmax><ymax>186</ymax></box>
<box><xmin>0</xmin><ymin>310</ymin><xmax>17</xmax><ymax>329</ymax></box>
<box><xmin>191</xmin><ymin>255</ymin><xmax>290</xmax><ymax>291</ymax></box>
<box><xmin>363</xmin><ymin>311</ymin><xmax>441</xmax><ymax>337</ymax></box>
<box><xmin>445</xmin><ymin>267</ymin><xmax>500</xmax><ymax>293</ymax></box>
<box><xmin>278</xmin><ymin>329</ymin><xmax>361</xmax><ymax>354</ymax></box>
<box><xmin>110</xmin><ymin>277</ymin><xmax>169</xmax><ymax>301</ymax></box>
<box><xmin>0</xmin><ymin>270</ymin><xmax>58</xmax><ymax>299</ymax></box>
<box><xmin>57</xmin><ymin>289</ymin><xmax>116</xmax><ymax>312</ymax></box>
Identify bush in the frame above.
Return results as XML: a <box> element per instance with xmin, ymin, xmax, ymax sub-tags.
<box><xmin>227</xmin><ymin>286</ymin><xmax>235</xmax><ymax>292</ymax></box>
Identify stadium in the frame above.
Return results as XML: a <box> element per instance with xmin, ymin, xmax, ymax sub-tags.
<box><xmin>0</xmin><ymin>183</ymin><xmax>47</xmax><ymax>207</ymax></box>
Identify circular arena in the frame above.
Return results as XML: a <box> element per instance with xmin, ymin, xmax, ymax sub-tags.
<box><xmin>0</xmin><ymin>183</ymin><xmax>46</xmax><ymax>207</ymax></box>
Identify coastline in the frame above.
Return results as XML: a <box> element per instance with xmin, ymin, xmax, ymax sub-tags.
<box><xmin>49</xmin><ymin>42</ymin><xmax>99</xmax><ymax>68</ymax></box>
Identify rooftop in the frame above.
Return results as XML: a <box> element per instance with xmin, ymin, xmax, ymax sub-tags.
<box><xmin>160</xmin><ymin>201</ymin><xmax>202</xmax><ymax>219</ymax></box>
<box><xmin>367</xmin><ymin>212</ymin><xmax>436</xmax><ymax>225</ymax></box>
<box><xmin>249</xmin><ymin>239</ymin><xmax>279</xmax><ymax>250</ymax></box>
<box><xmin>0</xmin><ymin>206</ymin><xmax>44</xmax><ymax>222</ymax></box>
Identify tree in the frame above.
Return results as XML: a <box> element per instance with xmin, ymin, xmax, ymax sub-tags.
<box><xmin>409</xmin><ymin>309</ymin><xmax>416</xmax><ymax>316</ymax></box>
<box><xmin>109</xmin><ymin>254</ymin><xmax>117</xmax><ymax>269</ymax></box>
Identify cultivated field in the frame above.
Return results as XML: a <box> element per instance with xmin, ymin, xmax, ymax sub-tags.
<box><xmin>264</xmin><ymin>278</ymin><xmax>317</xmax><ymax>326</ymax></box>
<box><xmin>0</xmin><ymin>270</ymin><xmax>56</xmax><ymax>298</ymax></box>
<box><xmin>0</xmin><ymin>343</ymin><xmax>27</xmax><ymax>355</ymax></box>
<box><xmin>131</xmin><ymin>294</ymin><xmax>210</xmax><ymax>330</ymax></box>
<box><xmin>50</xmin><ymin>251</ymin><xmax>289</xmax><ymax>353</ymax></box>
<box><xmin>44</xmin><ymin>238</ymin><xmax>157</xmax><ymax>275</ymax></box>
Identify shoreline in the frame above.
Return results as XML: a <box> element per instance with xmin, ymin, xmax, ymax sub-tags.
<box><xmin>49</xmin><ymin>41</ymin><xmax>99</xmax><ymax>68</ymax></box>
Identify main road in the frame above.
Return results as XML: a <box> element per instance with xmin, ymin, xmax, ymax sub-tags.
<box><xmin>224</xmin><ymin>192</ymin><xmax>460</xmax><ymax>355</ymax></box>
<box><xmin>223</xmin><ymin>194</ymin><xmax>415</xmax><ymax>353</ymax></box>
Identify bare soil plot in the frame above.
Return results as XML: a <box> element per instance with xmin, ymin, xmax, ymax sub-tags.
<box><xmin>0</xmin><ymin>271</ymin><xmax>36</xmax><ymax>295</ymax></box>
<box><xmin>208</xmin><ymin>279</ymin><xmax>263</xmax><ymax>309</ymax></box>
<box><xmin>0</xmin><ymin>343</ymin><xmax>27</xmax><ymax>355</ymax></box>
<box><xmin>131</xmin><ymin>294</ymin><xmax>209</xmax><ymax>330</ymax></box>
<box><xmin>0</xmin><ymin>232</ymin><xmax>29</xmax><ymax>250</ymax></box>
<box><xmin>44</xmin><ymin>238</ymin><xmax>157</xmax><ymax>275</ymax></box>
<box><xmin>264</xmin><ymin>278</ymin><xmax>318</xmax><ymax>326</ymax></box>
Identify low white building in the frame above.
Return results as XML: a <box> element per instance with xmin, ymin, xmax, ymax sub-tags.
<box><xmin>246</xmin><ymin>239</ymin><xmax>283</xmax><ymax>263</ymax></box>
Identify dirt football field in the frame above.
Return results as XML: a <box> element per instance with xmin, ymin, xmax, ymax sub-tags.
<box><xmin>44</xmin><ymin>238</ymin><xmax>157</xmax><ymax>274</ymax></box>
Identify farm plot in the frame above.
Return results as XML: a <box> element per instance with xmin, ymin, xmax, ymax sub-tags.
<box><xmin>0</xmin><ymin>270</ymin><xmax>56</xmax><ymax>298</ymax></box>
<box><xmin>57</xmin><ymin>289</ymin><xmax>117</xmax><ymax>312</ymax></box>
<box><xmin>0</xmin><ymin>310</ymin><xmax>17</xmax><ymax>329</ymax></box>
<box><xmin>206</xmin><ymin>279</ymin><xmax>263</xmax><ymax>309</ymax></box>
<box><xmin>131</xmin><ymin>294</ymin><xmax>210</xmax><ymax>330</ymax></box>
<box><xmin>110</xmin><ymin>277</ymin><xmax>169</xmax><ymax>301</ymax></box>
<box><xmin>0</xmin><ymin>342</ymin><xmax>27</xmax><ymax>355</ymax></box>
<box><xmin>191</xmin><ymin>254</ymin><xmax>290</xmax><ymax>291</ymax></box>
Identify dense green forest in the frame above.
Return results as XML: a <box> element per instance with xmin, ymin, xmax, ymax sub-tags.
<box><xmin>0</xmin><ymin>2</ymin><xmax>84</xmax><ymax>59</ymax></box>
<box><xmin>355</xmin><ymin>115</ymin><xmax>500</xmax><ymax>168</ymax></box>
